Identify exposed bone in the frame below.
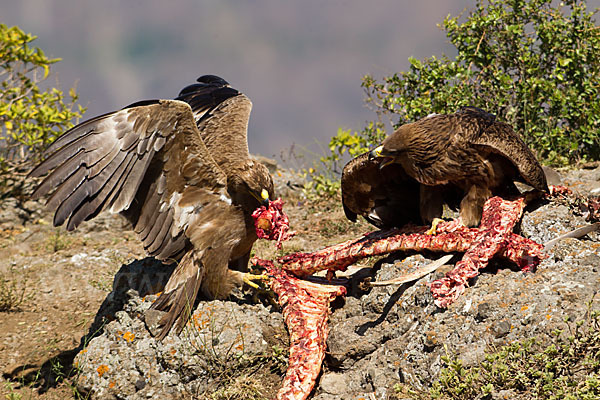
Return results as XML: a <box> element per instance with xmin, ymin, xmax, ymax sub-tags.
<box><xmin>543</xmin><ymin>222</ymin><xmax>600</xmax><ymax>251</ymax></box>
<box><xmin>369</xmin><ymin>254</ymin><xmax>454</xmax><ymax>286</ymax></box>
<box><xmin>279</xmin><ymin>218</ymin><xmax>543</xmax><ymax>277</ymax></box>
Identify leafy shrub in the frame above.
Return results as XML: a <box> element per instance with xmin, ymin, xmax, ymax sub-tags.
<box><xmin>363</xmin><ymin>0</ymin><xmax>600</xmax><ymax>166</ymax></box>
<box><xmin>0</xmin><ymin>24</ymin><xmax>85</xmax><ymax>194</ymax></box>
<box><xmin>306</xmin><ymin>0</ymin><xmax>600</xmax><ymax>196</ymax></box>
<box><xmin>303</xmin><ymin>122</ymin><xmax>387</xmax><ymax>198</ymax></box>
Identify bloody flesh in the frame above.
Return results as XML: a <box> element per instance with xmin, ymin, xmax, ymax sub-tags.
<box><xmin>279</xmin><ymin>197</ymin><xmax>543</xmax><ymax>280</ymax></box>
<box><xmin>252</xmin><ymin>198</ymin><xmax>295</xmax><ymax>249</ymax></box>
<box><xmin>253</xmin><ymin>193</ymin><xmax>569</xmax><ymax>399</ymax></box>
<box><xmin>253</xmin><ymin>258</ymin><xmax>346</xmax><ymax>400</ymax></box>
<box><xmin>428</xmin><ymin>196</ymin><xmax>528</xmax><ymax>307</ymax></box>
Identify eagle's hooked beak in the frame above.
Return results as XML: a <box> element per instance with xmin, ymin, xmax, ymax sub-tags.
<box><xmin>369</xmin><ymin>145</ymin><xmax>395</xmax><ymax>169</ymax></box>
<box><xmin>369</xmin><ymin>145</ymin><xmax>385</xmax><ymax>160</ymax></box>
<box><xmin>250</xmin><ymin>188</ymin><xmax>270</xmax><ymax>207</ymax></box>
<box><xmin>260</xmin><ymin>189</ymin><xmax>270</xmax><ymax>207</ymax></box>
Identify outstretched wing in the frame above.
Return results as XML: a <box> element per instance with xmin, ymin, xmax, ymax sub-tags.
<box><xmin>176</xmin><ymin>75</ymin><xmax>252</xmax><ymax>169</ymax></box>
<box><xmin>341</xmin><ymin>151</ymin><xmax>422</xmax><ymax>229</ymax></box>
<box><xmin>29</xmin><ymin>99</ymin><xmax>234</xmax><ymax>260</ymax></box>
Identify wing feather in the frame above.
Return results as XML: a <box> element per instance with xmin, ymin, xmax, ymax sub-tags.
<box><xmin>67</xmin><ymin>148</ymin><xmax>142</xmax><ymax>227</ymax></box>
<box><xmin>144</xmin><ymin>207</ymin><xmax>170</xmax><ymax>251</ymax></box>
<box><xmin>468</xmin><ymin>121</ymin><xmax>548</xmax><ymax>191</ymax></box>
<box><xmin>47</xmin><ymin>167</ymin><xmax>87</xmax><ymax>225</ymax></box>
<box><xmin>136</xmin><ymin>183</ymin><xmax>162</xmax><ymax>238</ymax></box>
<box><xmin>450</xmin><ymin>107</ymin><xmax>547</xmax><ymax>191</ymax></box>
<box><xmin>156</xmin><ymin>233</ymin><xmax>186</xmax><ymax>261</ymax></box>
<box><xmin>86</xmin><ymin>140</ymin><xmax>121</xmax><ymax>178</ymax></box>
<box><xmin>40</xmin><ymin>112</ymin><xmax>115</xmax><ymax>156</ymax></box>
<box><xmin>66</xmin><ymin>151</ymin><xmax>135</xmax><ymax>230</ymax></box>
<box><xmin>108</xmin><ymin>152</ymin><xmax>153</xmax><ymax>214</ymax></box>
<box><xmin>32</xmin><ymin>150</ymin><xmax>85</xmax><ymax>201</ymax></box>
<box><xmin>147</xmin><ymin>209</ymin><xmax>175</xmax><ymax>254</ymax></box>
<box><xmin>176</xmin><ymin>77</ymin><xmax>252</xmax><ymax>169</ymax></box>
<box><xmin>30</xmin><ymin>99</ymin><xmax>228</xmax><ymax>251</ymax></box>
<box><xmin>30</xmin><ymin>138</ymin><xmax>89</xmax><ymax>180</ymax></box>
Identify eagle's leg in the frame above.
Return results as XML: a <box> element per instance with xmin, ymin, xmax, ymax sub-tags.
<box><xmin>231</xmin><ymin>270</ymin><xmax>276</xmax><ymax>307</ymax></box>
<box><xmin>227</xmin><ymin>251</ymin><xmax>270</xmax><ymax>290</ymax></box>
<box><xmin>225</xmin><ymin>249</ymin><xmax>270</xmax><ymax>291</ymax></box>
<box><xmin>420</xmin><ymin>184</ymin><xmax>445</xmax><ymax>235</ymax></box>
<box><xmin>460</xmin><ymin>183</ymin><xmax>491</xmax><ymax>227</ymax></box>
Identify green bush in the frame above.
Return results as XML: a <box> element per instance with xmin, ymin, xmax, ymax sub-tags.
<box><xmin>363</xmin><ymin>0</ymin><xmax>600</xmax><ymax>166</ymax></box>
<box><xmin>302</xmin><ymin>123</ymin><xmax>387</xmax><ymax>198</ymax></box>
<box><xmin>305</xmin><ymin>0</ymin><xmax>600</xmax><ymax>195</ymax></box>
<box><xmin>0</xmin><ymin>24</ymin><xmax>85</xmax><ymax>194</ymax></box>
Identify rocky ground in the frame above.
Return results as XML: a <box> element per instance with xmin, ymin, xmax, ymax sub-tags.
<box><xmin>0</xmin><ymin>164</ymin><xmax>599</xmax><ymax>400</ymax></box>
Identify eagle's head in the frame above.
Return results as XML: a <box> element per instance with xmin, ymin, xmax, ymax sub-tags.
<box><xmin>229</xmin><ymin>161</ymin><xmax>275</xmax><ymax>213</ymax></box>
<box><xmin>369</xmin><ymin>145</ymin><xmax>399</xmax><ymax>169</ymax></box>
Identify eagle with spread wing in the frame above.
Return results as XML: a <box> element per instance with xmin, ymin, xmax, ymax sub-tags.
<box><xmin>343</xmin><ymin>107</ymin><xmax>547</xmax><ymax>229</ymax></box>
<box><xmin>30</xmin><ymin>75</ymin><xmax>277</xmax><ymax>339</ymax></box>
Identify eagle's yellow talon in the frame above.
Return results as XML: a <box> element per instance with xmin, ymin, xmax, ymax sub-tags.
<box><xmin>243</xmin><ymin>273</ymin><xmax>270</xmax><ymax>289</ymax></box>
<box><xmin>426</xmin><ymin>218</ymin><xmax>445</xmax><ymax>235</ymax></box>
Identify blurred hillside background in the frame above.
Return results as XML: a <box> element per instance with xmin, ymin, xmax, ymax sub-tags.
<box><xmin>3</xmin><ymin>0</ymin><xmax>599</xmax><ymax>163</ymax></box>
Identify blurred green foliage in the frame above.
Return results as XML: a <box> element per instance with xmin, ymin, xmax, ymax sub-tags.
<box><xmin>306</xmin><ymin>0</ymin><xmax>600</xmax><ymax>197</ymax></box>
<box><xmin>0</xmin><ymin>24</ymin><xmax>85</xmax><ymax>194</ymax></box>
<box><xmin>302</xmin><ymin>123</ymin><xmax>387</xmax><ymax>198</ymax></box>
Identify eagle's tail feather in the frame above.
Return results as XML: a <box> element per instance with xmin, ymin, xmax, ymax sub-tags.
<box><xmin>150</xmin><ymin>250</ymin><xmax>204</xmax><ymax>340</ymax></box>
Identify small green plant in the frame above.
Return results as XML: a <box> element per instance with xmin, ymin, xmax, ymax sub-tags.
<box><xmin>46</xmin><ymin>229</ymin><xmax>70</xmax><ymax>252</ymax></box>
<box><xmin>0</xmin><ymin>267</ymin><xmax>30</xmax><ymax>312</ymax></box>
<box><xmin>398</xmin><ymin>304</ymin><xmax>600</xmax><ymax>399</ymax></box>
<box><xmin>431</xmin><ymin>350</ymin><xmax>481</xmax><ymax>399</ymax></box>
<box><xmin>208</xmin><ymin>375</ymin><xmax>266</xmax><ymax>400</ymax></box>
<box><xmin>0</xmin><ymin>24</ymin><xmax>85</xmax><ymax>194</ymax></box>
<box><xmin>3</xmin><ymin>381</ymin><xmax>22</xmax><ymax>400</ymax></box>
<box><xmin>88</xmin><ymin>278</ymin><xmax>112</xmax><ymax>292</ymax></box>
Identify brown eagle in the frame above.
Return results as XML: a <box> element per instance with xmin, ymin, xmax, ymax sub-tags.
<box><xmin>30</xmin><ymin>75</ymin><xmax>275</xmax><ymax>339</ymax></box>
<box><xmin>343</xmin><ymin>107</ymin><xmax>547</xmax><ymax>229</ymax></box>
